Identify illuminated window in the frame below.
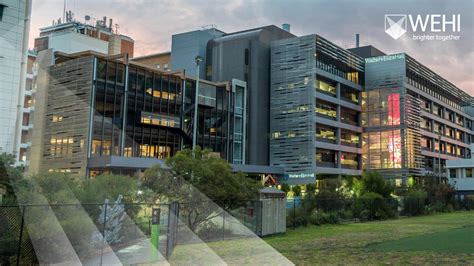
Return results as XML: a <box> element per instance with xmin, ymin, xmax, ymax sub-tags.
<box><xmin>341</xmin><ymin>130</ymin><xmax>359</xmax><ymax>147</ymax></box>
<box><xmin>52</xmin><ymin>115</ymin><xmax>63</xmax><ymax>122</ymax></box>
<box><xmin>315</xmin><ymin>125</ymin><xmax>336</xmax><ymax>143</ymax></box>
<box><xmin>272</xmin><ymin>132</ymin><xmax>281</xmax><ymax>139</ymax></box>
<box><xmin>315</xmin><ymin>79</ymin><xmax>336</xmax><ymax>96</ymax></box>
<box><xmin>341</xmin><ymin>152</ymin><xmax>359</xmax><ymax>169</ymax></box>
<box><xmin>315</xmin><ymin>100</ymin><xmax>337</xmax><ymax>120</ymax></box>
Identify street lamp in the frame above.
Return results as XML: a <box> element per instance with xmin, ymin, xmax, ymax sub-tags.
<box><xmin>192</xmin><ymin>55</ymin><xmax>203</xmax><ymax>150</ymax></box>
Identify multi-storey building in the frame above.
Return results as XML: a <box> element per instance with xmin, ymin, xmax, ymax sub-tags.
<box><xmin>170</xmin><ymin>25</ymin><xmax>294</xmax><ymax>166</ymax></box>
<box><xmin>0</xmin><ymin>0</ymin><xmax>31</xmax><ymax>164</ymax></box>
<box><xmin>446</xmin><ymin>143</ymin><xmax>474</xmax><ymax>197</ymax></box>
<box><xmin>34</xmin><ymin>14</ymin><xmax>134</xmax><ymax>57</ymax></box>
<box><xmin>17</xmin><ymin>50</ymin><xmax>37</xmax><ymax>165</ymax></box>
<box><xmin>270</xmin><ymin>34</ymin><xmax>364</xmax><ymax>185</ymax></box>
<box><xmin>28</xmin><ymin>51</ymin><xmax>246</xmax><ymax>177</ymax></box>
<box><xmin>362</xmin><ymin>53</ymin><xmax>474</xmax><ymax>185</ymax></box>
<box><xmin>131</xmin><ymin>52</ymin><xmax>172</xmax><ymax>71</ymax></box>
<box><xmin>26</xmin><ymin>15</ymin><xmax>135</xmax><ymax>173</ymax></box>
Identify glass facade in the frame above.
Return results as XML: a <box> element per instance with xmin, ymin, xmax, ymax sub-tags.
<box><xmin>91</xmin><ymin>58</ymin><xmax>245</xmax><ymax>164</ymax></box>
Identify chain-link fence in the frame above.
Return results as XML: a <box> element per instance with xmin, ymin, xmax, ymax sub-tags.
<box><xmin>0</xmin><ymin>200</ymin><xmax>265</xmax><ymax>265</ymax></box>
<box><xmin>0</xmin><ymin>202</ymin><xmax>171</xmax><ymax>265</ymax></box>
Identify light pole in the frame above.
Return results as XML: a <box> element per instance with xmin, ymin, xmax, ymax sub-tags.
<box><xmin>192</xmin><ymin>56</ymin><xmax>203</xmax><ymax>150</ymax></box>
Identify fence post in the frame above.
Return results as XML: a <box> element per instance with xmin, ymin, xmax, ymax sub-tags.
<box><xmin>16</xmin><ymin>205</ymin><xmax>26</xmax><ymax>266</ymax></box>
<box><xmin>166</xmin><ymin>202</ymin><xmax>179</xmax><ymax>259</ymax></box>
<box><xmin>99</xmin><ymin>201</ymin><xmax>108</xmax><ymax>266</ymax></box>
<box><xmin>222</xmin><ymin>210</ymin><xmax>226</xmax><ymax>241</ymax></box>
<box><xmin>293</xmin><ymin>199</ymin><xmax>296</xmax><ymax>230</ymax></box>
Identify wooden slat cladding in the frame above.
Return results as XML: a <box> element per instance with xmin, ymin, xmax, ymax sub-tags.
<box><xmin>41</xmin><ymin>56</ymin><xmax>94</xmax><ymax>176</ymax></box>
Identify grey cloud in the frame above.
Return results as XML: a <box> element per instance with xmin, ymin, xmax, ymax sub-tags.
<box><xmin>30</xmin><ymin>0</ymin><xmax>473</xmax><ymax>93</ymax></box>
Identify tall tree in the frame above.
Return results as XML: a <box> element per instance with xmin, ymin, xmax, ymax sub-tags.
<box><xmin>143</xmin><ymin>147</ymin><xmax>261</xmax><ymax>232</ymax></box>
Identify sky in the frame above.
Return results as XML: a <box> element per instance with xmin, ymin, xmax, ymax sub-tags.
<box><xmin>29</xmin><ymin>0</ymin><xmax>474</xmax><ymax>94</ymax></box>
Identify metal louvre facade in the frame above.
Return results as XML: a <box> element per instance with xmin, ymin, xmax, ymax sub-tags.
<box><xmin>270</xmin><ymin>35</ymin><xmax>365</xmax><ymax>185</ymax></box>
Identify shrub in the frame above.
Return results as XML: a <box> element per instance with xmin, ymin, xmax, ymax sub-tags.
<box><xmin>287</xmin><ymin>207</ymin><xmax>311</xmax><ymax>227</ymax></box>
<box><xmin>402</xmin><ymin>188</ymin><xmax>427</xmax><ymax>216</ymax></box>
<box><xmin>309</xmin><ymin>211</ymin><xmax>340</xmax><ymax>225</ymax></box>
<box><xmin>354</xmin><ymin>192</ymin><xmax>398</xmax><ymax>221</ymax></box>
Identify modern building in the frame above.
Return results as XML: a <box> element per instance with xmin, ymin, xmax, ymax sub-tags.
<box><xmin>362</xmin><ymin>53</ymin><xmax>474</xmax><ymax>185</ymax></box>
<box><xmin>26</xmin><ymin>14</ymin><xmax>135</xmax><ymax>173</ymax></box>
<box><xmin>17</xmin><ymin>50</ymin><xmax>37</xmax><ymax>165</ymax></box>
<box><xmin>171</xmin><ymin>27</ymin><xmax>224</xmax><ymax>79</ymax></box>
<box><xmin>0</xmin><ymin>0</ymin><xmax>31</xmax><ymax>164</ymax></box>
<box><xmin>131</xmin><ymin>51</ymin><xmax>171</xmax><ymax>71</ymax></box>
<box><xmin>446</xmin><ymin>143</ymin><xmax>474</xmax><ymax>197</ymax></box>
<box><xmin>28</xmin><ymin>51</ymin><xmax>246</xmax><ymax>177</ymax></box>
<box><xmin>34</xmin><ymin>13</ymin><xmax>134</xmax><ymax>57</ymax></box>
<box><xmin>270</xmin><ymin>34</ymin><xmax>364</xmax><ymax>185</ymax></box>
<box><xmin>207</xmin><ymin>25</ymin><xmax>295</xmax><ymax>166</ymax></box>
<box><xmin>168</xmin><ymin>25</ymin><xmax>294</xmax><ymax>166</ymax></box>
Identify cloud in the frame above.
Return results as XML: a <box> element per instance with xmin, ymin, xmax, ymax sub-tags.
<box><xmin>29</xmin><ymin>0</ymin><xmax>473</xmax><ymax>93</ymax></box>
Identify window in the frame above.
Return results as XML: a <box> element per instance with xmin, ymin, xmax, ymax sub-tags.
<box><xmin>341</xmin><ymin>85</ymin><xmax>359</xmax><ymax>104</ymax></box>
<box><xmin>365</xmin><ymin>90</ymin><xmax>400</xmax><ymax>126</ymax></box>
<box><xmin>466</xmin><ymin>169</ymin><xmax>473</xmax><ymax>178</ymax></box>
<box><xmin>456</xmin><ymin>131</ymin><xmax>464</xmax><ymax>142</ymax></box>
<box><xmin>449</xmin><ymin>169</ymin><xmax>456</xmax><ymax>178</ymax></box>
<box><xmin>341</xmin><ymin>152</ymin><xmax>359</xmax><ymax>169</ymax></box>
<box><xmin>316</xmin><ymin>149</ymin><xmax>336</xmax><ymax>168</ymax></box>
<box><xmin>340</xmin><ymin>129</ymin><xmax>359</xmax><ymax>147</ymax></box>
<box><xmin>315</xmin><ymin>125</ymin><xmax>336</xmax><ymax>143</ymax></box>
<box><xmin>421</xmin><ymin>137</ymin><xmax>432</xmax><ymax>151</ymax></box>
<box><xmin>363</xmin><ymin>130</ymin><xmax>402</xmax><ymax>169</ymax></box>
<box><xmin>341</xmin><ymin>107</ymin><xmax>359</xmax><ymax>126</ymax></box>
<box><xmin>315</xmin><ymin>78</ymin><xmax>336</xmax><ymax>96</ymax></box>
<box><xmin>421</xmin><ymin>118</ymin><xmax>431</xmax><ymax>131</ymax></box>
<box><xmin>315</xmin><ymin>100</ymin><xmax>337</xmax><ymax>120</ymax></box>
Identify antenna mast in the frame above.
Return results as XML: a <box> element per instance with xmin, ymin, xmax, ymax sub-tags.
<box><xmin>63</xmin><ymin>0</ymin><xmax>67</xmax><ymax>22</ymax></box>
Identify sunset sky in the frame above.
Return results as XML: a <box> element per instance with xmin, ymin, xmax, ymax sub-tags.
<box><xmin>29</xmin><ymin>0</ymin><xmax>473</xmax><ymax>94</ymax></box>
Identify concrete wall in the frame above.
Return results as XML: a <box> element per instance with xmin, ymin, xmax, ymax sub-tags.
<box><xmin>171</xmin><ymin>28</ymin><xmax>224</xmax><ymax>78</ymax></box>
<box><xmin>48</xmin><ymin>32</ymin><xmax>109</xmax><ymax>55</ymax></box>
<box><xmin>208</xmin><ymin>26</ymin><xmax>295</xmax><ymax>166</ymax></box>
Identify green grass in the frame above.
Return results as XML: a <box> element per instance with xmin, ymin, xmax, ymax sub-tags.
<box><xmin>367</xmin><ymin>226</ymin><xmax>474</xmax><ymax>254</ymax></box>
<box><xmin>263</xmin><ymin>211</ymin><xmax>474</xmax><ymax>265</ymax></box>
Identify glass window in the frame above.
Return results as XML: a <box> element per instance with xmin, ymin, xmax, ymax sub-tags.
<box><xmin>340</xmin><ymin>129</ymin><xmax>359</xmax><ymax>147</ymax></box>
<box><xmin>421</xmin><ymin>137</ymin><xmax>431</xmax><ymax>151</ymax></box>
<box><xmin>466</xmin><ymin>168</ymin><xmax>473</xmax><ymax>178</ymax></box>
<box><xmin>315</xmin><ymin>124</ymin><xmax>336</xmax><ymax>143</ymax></box>
<box><xmin>364</xmin><ymin>130</ymin><xmax>402</xmax><ymax>169</ymax></box>
<box><xmin>316</xmin><ymin>149</ymin><xmax>336</xmax><ymax>168</ymax></box>
<box><xmin>340</xmin><ymin>84</ymin><xmax>359</xmax><ymax>104</ymax></box>
<box><xmin>449</xmin><ymin>169</ymin><xmax>456</xmax><ymax>178</ymax></box>
<box><xmin>315</xmin><ymin>100</ymin><xmax>337</xmax><ymax>120</ymax></box>
<box><xmin>315</xmin><ymin>78</ymin><xmax>336</xmax><ymax>96</ymax></box>
<box><xmin>341</xmin><ymin>107</ymin><xmax>359</xmax><ymax>126</ymax></box>
<box><xmin>341</xmin><ymin>152</ymin><xmax>359</xmax><ymax>169</ymax></box>
<box><xmin>365</xmin><ymin>90</ymin><xmax>400</xmax><ymax>127</ymax></box>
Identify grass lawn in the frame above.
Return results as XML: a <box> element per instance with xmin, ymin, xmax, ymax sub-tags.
<box><xmin>264</xmin><ymin>211</ymin><xmax>474</xmax><ymax>265</ymax></box>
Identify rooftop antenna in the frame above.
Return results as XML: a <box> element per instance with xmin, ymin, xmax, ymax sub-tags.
<box><xmin>63</xmin><ymin>0</ymin><xmax>67</xmax><ymax>23</ymax></box>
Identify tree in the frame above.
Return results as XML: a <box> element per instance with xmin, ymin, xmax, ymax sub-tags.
<box><xmin>142</xmin><ymin>147</ymin><xmax>261</xmax><ymax>232</ymax></box>
<box><xmin>0</xmin><ymin>153</ymin><xmax>23</xmax><ymax>204</ymax></box>
<box><xmin>92</xmin><ymin>195</ymin><xmax>125</xmax><ymax>246</ymax></box>
<box><xmin>357</xmin><ymin>171</ymin><xmax>394</xmax><ymax>198</ymax></box>
<box><xmin>291</xmin><ymin>185</ymin><xmax>302</xmax><ymax>197</ymax></box>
